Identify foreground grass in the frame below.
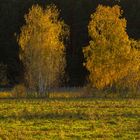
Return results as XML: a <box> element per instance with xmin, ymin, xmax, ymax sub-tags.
<box><xmin>0</xmin><ymin>98</ymin><xmax>139</xmax><ymax>139</ymax></box>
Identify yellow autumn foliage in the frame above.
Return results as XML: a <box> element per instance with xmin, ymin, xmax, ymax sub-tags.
<box><xmin>83</xmin><ymin>5</ymin><xmax>140</xmax><ymax>90</ymax></box>
<box><xmin>18</xmin><ymin>4</ymin><xmax>69</xmax><ymax>94</ymax></box>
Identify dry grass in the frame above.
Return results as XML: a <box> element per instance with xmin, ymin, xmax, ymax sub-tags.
<box><xmin>0</xmin><ymin>91</ymin><xmax>11</xmax><ymax>98</ymax></box>
<box><xmin>49</xmin><ymin>88</ymin><xmax>86</xmax><ymax>98</ymax></box>
<box><xmin>0</xmin><ymin>87</ymin><xmax>139</xmax><ymax>99</ymax></box>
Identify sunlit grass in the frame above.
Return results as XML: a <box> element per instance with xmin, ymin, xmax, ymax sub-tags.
<box><xmin>0</xmin><ymin>98</ymin><xmax>139</xmax><ymax>139</ymax></box>
<box><xmin>0</xmin><ymin>91</ymin><xmax>11</xmax><ymax>98</ymax></box>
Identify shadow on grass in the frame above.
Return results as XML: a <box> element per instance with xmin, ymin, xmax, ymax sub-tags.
<box><xmin>0</xmin><ymin>111</ymin><xmax>140</xmax><ymax>121</ymax></box>
<box><xmin>0</xmin><ymin>112</ymin><xmax>90</xmax><ymax>120</ymax></box>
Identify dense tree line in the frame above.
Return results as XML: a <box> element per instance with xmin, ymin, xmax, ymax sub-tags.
<box><xmin>0</xmin><ymin>0</ymin><xmax>140</xmax><ymax>86</ymax></box>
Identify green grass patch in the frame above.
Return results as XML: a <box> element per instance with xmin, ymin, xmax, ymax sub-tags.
<box><xmin>0</xmin><ymin>98</ymin><xmax>139</xmax><ymax>139</ymax></box>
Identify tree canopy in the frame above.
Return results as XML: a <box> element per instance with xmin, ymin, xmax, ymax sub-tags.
<box><xmin>83</xmin><ymin>5</ymin><xmax>140</xmax><ymax>90</ymax></box>
<box><xmin>0</xmin><ymin>0</ymin><xmax>140</xmax><ymax>86</ymax></box>
<box><xmin>18</xmin><ymin>4</ymin><xmax>68</xmax><ymax>95</ymax></box>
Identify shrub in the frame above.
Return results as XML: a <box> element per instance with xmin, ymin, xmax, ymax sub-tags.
<box><xmin>12</xmin><ymin>85</ymin><xmax>26</xmax><ymax>98</ymax></box>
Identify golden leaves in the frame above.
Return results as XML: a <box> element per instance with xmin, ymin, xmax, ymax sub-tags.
<box><xmin>83</xmin><ymin>5</ymin><xmax>140</xmax><ymax>90</ymax></box>
<box><xmin>18</xmin><ymin>4</ymin><xmax>69</xmax><ymax>93</ymax></box>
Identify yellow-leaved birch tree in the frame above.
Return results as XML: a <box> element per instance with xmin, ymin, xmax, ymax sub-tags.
<box><xmin>18</xmin><ymin>4</ymin><xmax>69</xmax><ymax>96</ymax></box>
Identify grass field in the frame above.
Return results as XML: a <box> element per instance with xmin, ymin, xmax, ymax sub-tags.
<box><xmin>0</xmin><ymin>98</ymin><xmax>139</xmax><ymax>140</ymax></box>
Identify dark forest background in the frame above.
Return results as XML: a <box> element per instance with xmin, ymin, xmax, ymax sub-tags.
<box><xmin>0</xmin><ymin>0</ymin><xmax>140</xmax><ymax>86</ymax></box>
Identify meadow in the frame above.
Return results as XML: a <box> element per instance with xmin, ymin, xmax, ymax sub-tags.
<box><xmin>0</xmin><ymin>97</ymin><xmax>139</xmax><ymax>140</ymax></box>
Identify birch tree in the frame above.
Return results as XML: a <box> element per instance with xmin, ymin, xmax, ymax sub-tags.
<box><xmin>18</xmin><ymin>4</ymin><xmax>68</xmax><ymax>96</ymax></box>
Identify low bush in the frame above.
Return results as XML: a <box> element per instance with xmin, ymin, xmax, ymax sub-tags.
<box><xmin>12</xmin><ymin>84</ymin><xmax>26</xmax><ymax>98</ymax></box>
